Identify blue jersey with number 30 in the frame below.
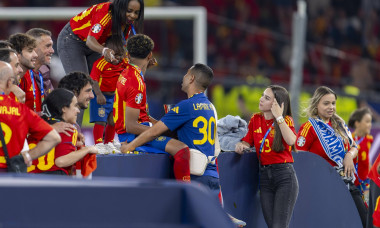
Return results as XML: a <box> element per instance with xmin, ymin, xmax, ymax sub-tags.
<box><xmin>161</xmin><ymin>93</ymin><xmax>218</xmax><ymax>178</ymax></box>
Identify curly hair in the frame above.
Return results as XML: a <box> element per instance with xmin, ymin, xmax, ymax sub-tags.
<box><xmin>8</xmin><ymin>33</ymin><xmax>36</xmax><ymax>54</ymax></box>
<box><xmin>126</xmin><ymin>34</ymin><xmax>154</xmax><ymax>59</ymax></box>
<box><xmin>58</xmin><ymin>72</ymin><xmax>92</xmax><ymax>97</ymax></box>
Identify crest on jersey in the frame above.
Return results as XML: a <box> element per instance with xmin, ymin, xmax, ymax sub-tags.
<box><xmin>98</xmin><ymin>107</ymin><xmax>106</xmax><ymax>117</ymax></box>
<box><xmin>297</xmin><ymin>136</ymin><xmax>306</xmax><ymax>147</ymax></box>
<box><xmin>91</xmin><ymin>24</ymin><xmax>102</xmax><ymax>33</ymax></box>
<box><xmin>135</xmin><ymin>93</ymin><xmax>143</xmax><ymax>104</ymax></box>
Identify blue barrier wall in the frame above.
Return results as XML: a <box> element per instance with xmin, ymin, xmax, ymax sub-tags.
<box><xmin>93</xmin><ymin>152</ymin><xmax>363</xmax><ymax>228</ymax></box>
<box><xmin>0</xmin><ymin>175</ymin><xmax>234</xmax><ymax>228</ymax></box>
<box><xmin>218</xmin><ymin>151</ymin><xmax>363</xmax><ymax>228</ymax></box>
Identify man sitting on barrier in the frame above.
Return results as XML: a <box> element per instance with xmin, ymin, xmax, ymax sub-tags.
<box><xmin>113</xmin><ymin>34</ymin><xmax>190</xmax><ymax>182</ymax></box>
<box><xmin>120</xmin><ymin>63</ymin><xmax>246</xmax><ymax>227</ymax></box>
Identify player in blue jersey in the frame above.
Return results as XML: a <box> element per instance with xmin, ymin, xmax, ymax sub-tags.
<box><xmin>121</xmin><ymin>63</ymin><xmax>246</xmax><ymax>227</ymax></box>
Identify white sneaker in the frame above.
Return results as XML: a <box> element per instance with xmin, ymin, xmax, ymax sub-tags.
<box><xmin>106</xmin><ymin>142</ymin><xmax>121</xmax><ymax>154</ymax></box>
<box><xmin>228</xmin><ymin>214</ymin><xmax>246</xmax><ymax>227</ymax></box>
<box><xmin>113</xmin><ymin>140</ymin><xmax>121</xmax><ymax>151</ymax></box>
<box><xmin>94</xmin><ymin>143</ymin><xmax>110</xmax><ymax>155</ymax></box>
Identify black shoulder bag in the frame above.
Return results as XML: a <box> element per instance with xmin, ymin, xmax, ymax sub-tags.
<box><xmin>0</xmin><ymin>121</ymin><xmax>27</xmax><ymax>173</ymax></box>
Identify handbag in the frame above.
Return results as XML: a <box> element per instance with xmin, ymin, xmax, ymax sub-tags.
<box><xmin>0</xmin><ymin>121</ymin><xmax>27</xmax><ymax>173</ymax></box>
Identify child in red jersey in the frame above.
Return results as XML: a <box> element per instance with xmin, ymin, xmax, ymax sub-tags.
<box><xmin>348</xmin><ymin>107</ymin><xmax>373</xmax><ymax>204</ymax></box>
<box><xmin>235</xmin><ymin>85</ymin><xmax>298</xmax><ymax>228</ymax></box>
<box><xmin>90</xmin><ymin>37</ymin><xmax>127</xmax><ymax>153</ymax></box>
<box><xmin>28</xmin><ymin>89</ymin><xmax>98</xmax><ymax>176</ymax></box>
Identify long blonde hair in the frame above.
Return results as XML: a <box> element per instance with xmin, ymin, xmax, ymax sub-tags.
<box><xmin>305</xmin><ymin>86</ymin><xmax>349</xmax><ymax>143</ymax></box>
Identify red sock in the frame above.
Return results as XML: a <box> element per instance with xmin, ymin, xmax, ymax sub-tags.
<box><xmin>104</xmin><ymin>124</ymin><xmax>115</xmax><ymax>144</ymax></box>
<box><xmin>93</xmin><ymin>124</ymin><xmax>105</xmax><ymax>144</ymax></box>
<box><xmin>215</xmin><ymin>158</ymin><xmax>223</xmax><ymax>206</ymax></box>
<box><xmin>173</xmin><ymin>147</ymin><xmax>191</xmax><ymax>182</ymax></box>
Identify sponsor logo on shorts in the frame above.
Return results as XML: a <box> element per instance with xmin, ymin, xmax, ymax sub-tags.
<box><xmin>156</xmin><ymin>136</ymin><xmax>167</xmax><ymax>141</ymax></box>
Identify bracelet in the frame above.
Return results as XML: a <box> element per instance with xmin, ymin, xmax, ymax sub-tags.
<box><xmin>347</xmin><ymin>150</ymin><xmax>355</xmax><ymax>158</ymax></box>
<box><xmin>22</xmin><ymin>151</ymin><xmax>32</xmax><ymax>163</ymax></box>
<box><xmin>102</xmin><ymin>47</ymin><xmax>109</xmax><ymax>56</ymax></box>
<box><xmin>276</xmin><ymin>116</ymin><xmax>285</xmax><ymax>124</ymax></box>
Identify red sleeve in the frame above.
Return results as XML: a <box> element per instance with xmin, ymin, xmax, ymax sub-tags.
<box><xmin>295</xmin><ymin>121</ymin><xmax>313</xmax><ymax>152</ymax></box>
<box><xmin>25</xmin><ymin>106</ymin><xmax>53</xmax><ymax>141</ymax></box>
<box><xmin>241</xmin><ymin>115</ymin><xmax>255</xmax><ymax>146</ymax></box>
<box><xmin>87</xmin><ymin>4</ymin><xmax>111</xmax><ymax>41</ymax></box>
<box><xmin>373</xmin><ymin>196</ymin><xmax>380</xmax><ymax>227</ymax></box>
<box><xmin>123</xmin><ymin>75</ymin><xmax>145</xmax><ymax>110</ymax></box>
<box><xmin>90</xmin><ymin>58</ymin><xmax>103</xmax><ymax>81</ymax></box>
<box><xmin>55</xmin><ymin>131</ymin><xmax>77</xmax><ymax>158</ymax></box>
<box><xmin>284</xmin><ymin>115</ymin><xmax>296</xmax><ymax>135</ymax></box>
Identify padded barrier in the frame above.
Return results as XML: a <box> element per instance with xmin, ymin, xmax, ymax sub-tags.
<box><xmin>0</xmin><ymin>174</ymin><xmax>234</xmax><ymax>228</ymax></box>
<box><xmin>218</xmin><ymin>151</ymin><xmax>363</xmax><ymax>228</ymax></box>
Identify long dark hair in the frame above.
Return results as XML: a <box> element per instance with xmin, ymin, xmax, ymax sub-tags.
<box><xmin>110</xmin><ymin>0</ymin><xmax>144</xmax><ymax>52</ymax></box>
<box><xmin>41</xmin><ymin>88</ymin><xmax>75</xmax><ymax>124</ymax></box>
<box><xmin>348</xmin><ymin>107</ymin><xmax>372</xmax><ymax>129</ymax></box>
<box><xmin>268</xmin><ymin>85</ymin><xmax>292</xmax><ymax>152</ymax></box>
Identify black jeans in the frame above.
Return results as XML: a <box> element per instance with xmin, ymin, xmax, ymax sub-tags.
<box><xmin>57</xmin><ymin>23</ymin><xmax>101</xmax><ymax>75</ymax></box>
<box><xmin>367</xmin><ymin>180</ymin><xmax>380</xmax><ymax>228</ymax></box>
<box><xmin>348</xmin><ymin>181</ymin><xmax>368</xmax><ymax>228</ymax></box>
<box><xmin>260</xmin><ymin>163</ymin><xmax>299</xmax><ymax>228</ymax></box>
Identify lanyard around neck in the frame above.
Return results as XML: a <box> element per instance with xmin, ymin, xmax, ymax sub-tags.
<box><xmin>122</xmin><ymin>24</ymin><xmax>137</xmax><ymax>48</ymax></box>
<box><xmin>29</xmin><ymin>70</ymin><xmax>44</xmax><ymax>111</ymax></box>
<box><xmin>259</xmin><ymin>123</ymin><xmax>274</xmax><ymax>154</ymax></box>
<box><xmin>129</xmin><ymin>63</ymin><xmax>144</xmax><ymax>80</ymax></box>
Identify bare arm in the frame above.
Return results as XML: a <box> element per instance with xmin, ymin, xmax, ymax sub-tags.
<box><xmin>121</xmin><ymin>121</ymin><xmax>169</xmax><ymax>152</ymax></box>
<box><xmin>86</xmin><ymin>36</ymin><xmax>117</xmax><ymax>64</ymax></box>
<box><xmin>51</xmin><ymin>122</ymin><xmax>75</xmax><ymax>137</ymax></box>
<box><xmin>55</xmin><ymin>146</ymin><xmax>97</xmax><ymax>168</ymax></box>
<box><xmin>27</xmin><ymin>130</ymin><xmax>61</xmax><ymax>160</ymax></box>
<box><xmin>9</xmin><ymin>85</ymin><xmax>25</xmax><ymax>103</ymax></box>
<box><xmin>235</xmin><ymin>141</ymin><xmax>250</xmax><ymax>154</ymax></box>
<box><xmin>92</xmin><ymin>81</ymin><xmax>106</xmax><ymax>105</ymax></box>
<box><xmin>271</xmin><ymin>99</ymin><xmax>296</xmax><ymax>146</ymax></box>
<box><xmin>125</xmin><ymin>106</ymin><xmax>151</xmax><ymax>135</ymax></box>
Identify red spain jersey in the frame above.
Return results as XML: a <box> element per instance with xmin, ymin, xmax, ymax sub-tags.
<box><xmin>28</xmin><ymin>129</ymin><xmax>79</xmax><ymax>175</ymax></box>
<box><xmin>19</xmin><ymin>70</ymin><xmax>42</xmax><ymax>112</ymax></box>
<box><xmin>241</xmin><ymin>113</ymin><xmax>295</xmax><ymax>165</ymax></box>
<box><xmin>113</xmin><ymin>64</ymin><xmax>149</xmax><ymax>135</ymax></box>
<box><xmin>369</xmin><ymin>155</ymin><xmax>380</xmax><ymax>226</ymax></box>
<box><xmin>0</xmin><ymin>95</ymin><xmax>53</xmax><ymax>168</ymax></box>
<box><xmin>69</xmin><ymin>3</ymin><xmax>131</xmax><ymax>45</ymax></box>
<box><xmin>8</xmin><ymin>92</ymin><xmax>18</xmax><ymax>102</ymax></box>
<box><xmin>90</xmin><ymin>57</ymin><xmax>128</xmax><ymax>92</ymax></box>
<box><xmin>296</xmin><ymin>120</ymin><xmax>350</xmax><ymax>167</ymax></box>
<box><xmin>352</xmin><ymin>133</ymin><xmax>373</xmax><ymax>185</ymax></box>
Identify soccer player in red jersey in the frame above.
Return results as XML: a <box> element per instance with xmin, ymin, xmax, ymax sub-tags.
<box><xmin>90</xmin><ymin>37</ymin><xmax>127</xmax><ymax>151</ymax></box>
<box><xmin>0</xmin><ymin>61</ymin><xmax>60</xmax><ymax>172</ymax></box>
<box><xmin>28</xmin><ymin>88</ymin><xmax>98</xmax><ymax>175</ymax></box>
<box><xmin>348</xmin><ymin>107</ymin><xmax>373</xmax><ymax>202</ymax></box>
<box><xmin>8</xmin><ymin>33</ymin><xmax>41</xmax><ymax>112</ymax></box>
<box><xmin>296</xmin><ymin>86</ymin><xmax>367</xmax><ymax>227</ymax></box>
<box><xmin>0</xmin><ymin>48</ymin><xmax>25</xmax><ymax>103</ymax></box>
<box><xmin>114</xmin><ymin>34</ymin><xmax>190</xmax><ymax>182</ymax></box>
<box><xmin>235</xmin><ymin>85</ymin><xmax>298</xmax><ymax>228</ymax></box>
<box><xmin>26</xmin><ymin>28</ymin><xmax>55</xmax><ymax>97</ymax></box>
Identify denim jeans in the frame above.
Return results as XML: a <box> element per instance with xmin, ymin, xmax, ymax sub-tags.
<box><xmin>57</xmin><ymin>23</ymin><xmax>101</xmax><ymax>75</ymax></box>
<box><xmin>259</xmin><ymin>163</ymin><xmax>299</xmax><ymax>228</ymax></box>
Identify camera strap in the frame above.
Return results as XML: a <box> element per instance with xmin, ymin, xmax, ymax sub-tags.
<box><xmin>0</xmin><ymin>121</ymin><xmax>11</xmax><ymax>167</ymax></box>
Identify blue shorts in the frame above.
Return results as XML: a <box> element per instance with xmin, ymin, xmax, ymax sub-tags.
<box><xmin>89</xmin><ymin>93</ymin><xmax>115</xmax><ymax>123</ymax></box>
<box><xmin>118</xmin><ymin>122</ymin><xmax>171</xmax><ymax>154</ymax></box>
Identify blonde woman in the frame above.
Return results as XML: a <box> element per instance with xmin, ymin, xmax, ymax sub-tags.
<box><xmin>296</xmin><ymin>86</ymin><xmax>367</xmax><ymax>227</ymax></box>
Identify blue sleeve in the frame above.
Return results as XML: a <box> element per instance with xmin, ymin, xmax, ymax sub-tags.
<box><xmin>161</xmin><ymin>100</ymin><xmax>190</xmax><ymax>131</ymax></box>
